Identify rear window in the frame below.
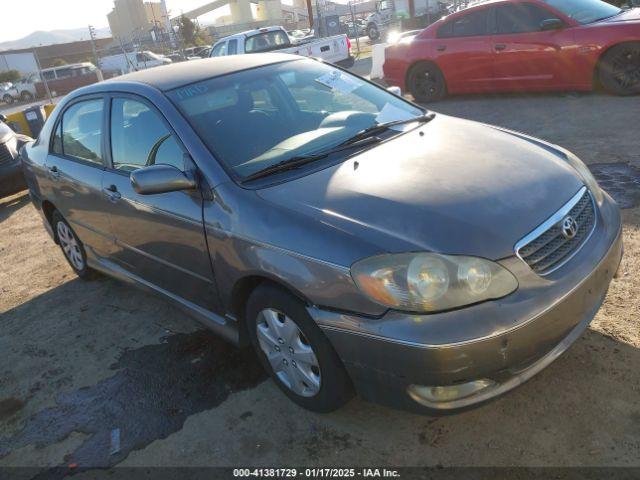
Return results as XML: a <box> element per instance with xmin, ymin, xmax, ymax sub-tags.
<box><xmin>245</xmin><ymin>30</ymin><xmax>289</xmax><ymax>53</ymax></box>
<box><xmin>437</xmin><ymin>9</ymin><xmax>489</xmax><ymax>38</ymax></box>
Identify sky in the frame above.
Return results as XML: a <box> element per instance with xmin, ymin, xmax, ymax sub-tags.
<box><xmin>0</xmin><ymin>0</ymin><xmax>239</xmax><ymax>43</ymax></box>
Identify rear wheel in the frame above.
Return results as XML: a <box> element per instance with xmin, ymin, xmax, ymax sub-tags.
<box><xmin>51</xmin><ymin>211</ymin><xmax>96</xmax><ymax>280</ymax></box>
<box><xmin>407</xmin><ymin>62</ymin><xmax>446</xmax><ymax>103</ymax></box>
<box><xmin>246</xmin><ymin>284</ymin><xmax>354</xmax><ymax>412</ymax></box>
<box><xmin>368</xmin><ymin>24</ymin><xmax>380</xmax><ymax>41</ymax></box>
<box><xmin>599</xmin><ymin>42</ymin><xmax>640</xmax><ymax>96</ymax></box>
<box><xmin>20</xmin><ymin>91</ymin><xmax>34</xmax><ymax>102</ymax></box>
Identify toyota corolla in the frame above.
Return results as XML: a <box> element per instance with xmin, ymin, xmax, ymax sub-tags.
<box><xmin>21</xmin><ymin>54</ymin><xmax>622</xmax><ymax>413</ymax></box>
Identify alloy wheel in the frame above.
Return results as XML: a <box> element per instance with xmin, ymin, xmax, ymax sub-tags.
<box><xmin>255</xmin><ymin>308</ymin><xmax>321</xmax><ymax>397</ymax></box>
<box><xmin>56</xmin><ymin>221</ymin><xmax>85</xmax><ymax>270</ymax></box>
<box><xmin>415</xmin><ymin>70</ymin><xmax>438</xmax><ymax>98</ymax></box>
<box><xmin>611</xmin><ymin>46</ymin><xmax>640</xmax><ymax>91</ymax></box>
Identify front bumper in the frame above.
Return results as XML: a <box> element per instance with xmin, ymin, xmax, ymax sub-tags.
<box><xmin>310</xmin><ymin>194</ymin><xmax>623</xmax><ymax>413</ymax></box>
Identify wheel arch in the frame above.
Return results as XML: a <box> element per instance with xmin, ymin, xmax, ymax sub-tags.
<box><xmin>41</xmin><ymin>200</ymin><xmax>58</xmax><ymax>241</ymax></box>
<box><xmin>405</xmin><ymin>59</ymin><xmax>447</xmax><ymax>94</ymax></box>
<box><xmin>593</xmin><ymin>41</ymin><xmax>640</xmax><ymax>89</ymax></box>
<box><xmin>229</xmin><ymin>274</ymin><xmax>313</xmax><ymax>346</ymax></box>
<box><xmin>404</xmin><ymin>59</ymin><xmax>447</xmax><ymax>88</ymax></box>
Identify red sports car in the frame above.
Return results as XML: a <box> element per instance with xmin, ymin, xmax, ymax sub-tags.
<box><xmin>383</xmin><ymin>0</ymin><xmax>640</xmax><ymax>102</ymax></box>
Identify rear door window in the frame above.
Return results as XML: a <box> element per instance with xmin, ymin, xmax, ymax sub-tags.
<box><xmin>245</xmin><ymin>30</ymin><xmax>289</xmax><ymax>53</ymax></box>
<box><xmin>59</xmin><ymin>99</ymin><xmax>104</xmax><ymax>164</ymax></box>
<box><xmin>438</xmin><ymin>9</ymin><xmax>490</xmax><ymax>38</ymax></box>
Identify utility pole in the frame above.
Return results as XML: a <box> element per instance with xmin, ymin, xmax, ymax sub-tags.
<box><xmin>32</xmin><ymin>49</ymin><xmax>53</xmax><ymax>104</ymax></box>
<box><xmin>306</xmin><ymin>0</ymin><xmax>314</xmax><ymax>29</ymax></box>
<box><xmin>88</xmin><ymin>25</ymin><xmax>104</xmax><ymax>81</ymax></box>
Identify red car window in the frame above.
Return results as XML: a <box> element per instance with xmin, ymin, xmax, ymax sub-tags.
<box><xmin>438</xmin><ymin>9</ymin><xmax>490</xmax><ymax>38</ymax></box>
<box><xmin>496</xmin><ymin>3</ymin><xmax>561</xmax><ymax>34</ymax></box>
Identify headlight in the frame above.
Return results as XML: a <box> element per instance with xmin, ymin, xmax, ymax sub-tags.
<box><xmin>351</xmin><ymin>253</ymin><xmax>518</xmax><ymax>313</ymax></box>
<box><xmin>560</xmin><ymin>148</ymin><xmax>604</xmax><ymax>205</ymax></box>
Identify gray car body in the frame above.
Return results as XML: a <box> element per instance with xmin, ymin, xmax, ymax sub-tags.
<box><xmin>21</xmin><ymin>54</ymin><xmax>622</xmax><ymax>413</ymax></box>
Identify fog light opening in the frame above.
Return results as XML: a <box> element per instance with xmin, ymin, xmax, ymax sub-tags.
<box><xmin>408</xmin><ymin>379</ymin><xmax>496</xmax><ymax>405</ymax></box>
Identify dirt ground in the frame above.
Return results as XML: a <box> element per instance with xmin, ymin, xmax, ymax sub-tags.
<box><xmin>1</xmin><ymin>92</ymin><xmax>639</xmax><ymax>473</ymax></box>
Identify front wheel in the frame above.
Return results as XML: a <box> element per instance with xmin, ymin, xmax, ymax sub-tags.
<box><xmin>3</xmin><ymin>94</ymin><xmax>14</xmax><ymax>105</ymax></box>
<box><xmin>407</xmin><ymin>62</ymin><xmax>446</xmax><ymax>103</ymax></box>
<box><xmin>599</xmin><ymin>42</ymin><xmax>640</xmax><ymax>96</ymax></box>
<box><xmin>246</xmin><ymin>284</ymin><xmax>354</xmax><ymax>412</ymax></box>
<box><xmin>52</xmin><ymin>211</ymin><xmax>96</xmax><ymax>280</ymax></box>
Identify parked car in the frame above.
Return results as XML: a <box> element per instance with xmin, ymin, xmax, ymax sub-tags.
<box><xmin>183</xmin><ymin>46</ymin><xmax>211</xmax><ymax>58</ymax></box>
<box><xmin>209</xmin><ymin>25</ymin><xmax>354</xmax><ymax>67</ymax></box>
<box><xmin>384</xmin><ymin>0</ymin><xmax>640</xmax><ymax>102</ymax></box>
<box><xmin>99</xmin><ymin>51</ymin><xmax>171</xmax><ymax>76</ymax></box>
<box><xmin>0</xmin><ymin>115</ymin><xmax>31</xmax><ymax>197</ymax></box>
<box><xmin>10</xmin><ymin>63</ymin><xmax>101</xmax><ymax>101</ymax></box>
<box><xmin>22</xmin><ymin>54</ymin><xmax>622</xmax><ymax>413</ymax></box>
<box><xmin>4</xmin><ymin>76</ymin><xmax>38</xmax><ymax>103</ymax></box>
<box><xmin>1</xmin><ymin>83</ymin><xmax>15</xmax><ymax>104</ymax></box>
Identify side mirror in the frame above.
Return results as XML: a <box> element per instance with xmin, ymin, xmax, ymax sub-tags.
<box><xmin>0</xmin><ymin>114</ymin><xmax>6</xmax><ymax>123</ymax></box>
<box><xmin>387</xmin><ymin>85</ymin><xmax>402</xmax><ymax>96</ymax></box>
<box><xmin>130</xmin><ymin>164</ymin><xmax>196</xmax><ymax>195</ymax></box>
<box><xmin>540</xmin><ymin>18</ymin><xmax>563</xmax><ymax>31</ymax></box>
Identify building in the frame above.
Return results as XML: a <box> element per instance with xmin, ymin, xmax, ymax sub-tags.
<box><xmin>107</xmin><ymin>0</ymin><xmax>169</xmax><ymax>44</ymax></box>
<box><xmin>0</xmin><ymin>38</ymin><xmax>113</xmax><ymax>76</ymax></box>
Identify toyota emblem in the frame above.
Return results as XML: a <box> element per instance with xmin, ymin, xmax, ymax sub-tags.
<box><xmin>561</xmin><ymin>216</ymin><xmax>578</xmax><ymax>240</ymax></box>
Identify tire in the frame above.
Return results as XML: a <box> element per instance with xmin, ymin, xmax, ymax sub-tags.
<box><xmin>20</xmin><ymin>91</ymin><xmax>34</xmax><ymax>102</ymax></box>
<box><xmin>598</xmin><ymin>42</ymin><xmax>640</xmax><ymax>96</ymax></box>
<box><xmin>407</xmin><ymin>62</ymin><xmax>447</xmax><ymax>103</ymax></box>
<box><xmin>368</xmin><ymin>24</ymin><xmax>380</xmax><ymax>41</ymax></box>
<box><xmin>51</xmin><ymin>211</ymin><xmax>96</xmax><ymax>280</ymax></box>
<box><xmin>246</xmin><ymin>284</ymin><xmax>354</xmax><ymax>412</ymax></box>
<box><xmin>2</xmin><ymin>94</ymin><xmax>14</xmax><ymax>105</ymax></box>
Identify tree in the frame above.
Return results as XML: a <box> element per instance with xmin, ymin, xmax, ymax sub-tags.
<box><xmin>0</xmin><ymin>70</ymin><xmax>21</xmax><ymax>83</ymax></box>
<box><xmin>177</xmin><ymin>14</ymin><xmax>202</xmax><ymax>46</ymax></box>
<box><xmin>52</xmin><ymin>58</ymin><xmax>68</xmax><ymax>67</ymax></box>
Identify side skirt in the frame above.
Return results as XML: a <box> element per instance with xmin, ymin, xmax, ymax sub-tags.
<box><xmin>86</xmin><ymin>247</ymin><xmax>240</xmax><ymax>346</ymax></box>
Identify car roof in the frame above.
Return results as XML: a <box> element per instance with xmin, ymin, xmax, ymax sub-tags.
<box><xmin>103</xmin><ymin>53</ymin><xmax>299</xmax><ymax>92</ymax></box>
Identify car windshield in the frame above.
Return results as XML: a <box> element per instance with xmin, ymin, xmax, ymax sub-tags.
<box><xmin>167</xmin><ymin>59</ymin><xmax>424</xmax><ymax>180</ymax></box>
<box><xmin>542</xmin><ymin>0</ymin><xmax>621</xmax><ymax>24</ymax></box>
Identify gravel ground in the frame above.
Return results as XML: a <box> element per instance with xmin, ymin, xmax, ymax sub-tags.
<box><xmin>0</xmin><ymin>91</ymin><xmax>639</xmax><ymax>472</ymax></box>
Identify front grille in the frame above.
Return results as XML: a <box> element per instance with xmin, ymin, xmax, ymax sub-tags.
<box><xmin>0</xmin><ymin>142</ymin><xmax>12</xmax><ymax>164</ymax></box>
<box><xmin>516</xmin><ymin>188</ymin><xmax>596</xmax><ymax>275</ymax></box>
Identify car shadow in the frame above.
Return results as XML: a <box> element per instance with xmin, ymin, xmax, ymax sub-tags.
<box><xmin>0</xmin><ymin>190</ymin><xmax>29</xmax><ymax>223</ymax></box>
<box><xmin>0</xmin><ymin>269</ymin><xmax>638</xmax><ymax>469</ymax></box>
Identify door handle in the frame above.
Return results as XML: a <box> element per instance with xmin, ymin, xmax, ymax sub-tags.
<box><xmin>436</xmin><ymin>45</ymin><xmax>446</xmax><ymax>52</ymax></box>
<box><xmin>103</xmin><ymin>185</ymin><xmax>121</xmax><ymax>202</ymax></box>
<box><xmin>494</xmin><ymin>44</ymin><xmax>507</xmax><ymax>51</ymax></box>
<box><xmin>48</xmin><ymin>165</ymin><xmax>60</xmax><ymax>180</ymax></box>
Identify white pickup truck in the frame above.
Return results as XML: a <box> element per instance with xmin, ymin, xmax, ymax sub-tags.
<box><xmin>209</xmin><ymin>26</ymin><xmax>354</xmax><ymax>67</ymax></box>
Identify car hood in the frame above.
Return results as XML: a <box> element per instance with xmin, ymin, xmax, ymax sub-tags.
<box><xmin>257</xmin><ymin>114</ymin><xmax>584</xmax><ymax>261</ymax></box>
<box><xmin>0</xmin><ymin>121</ymin><xmax>14</xmax><ymax>144</ymax></box>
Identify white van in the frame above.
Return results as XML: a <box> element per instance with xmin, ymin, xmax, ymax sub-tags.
<box><xmin>99</xmin><ymin>51</ymin><xmax>171</xmax><ymax>75</ymax></box>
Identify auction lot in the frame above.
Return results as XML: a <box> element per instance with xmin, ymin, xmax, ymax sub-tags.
<box><xmin>1</xmin><ymin>90</ymin><xmax>639</xmax><ymax>471</ymax></box>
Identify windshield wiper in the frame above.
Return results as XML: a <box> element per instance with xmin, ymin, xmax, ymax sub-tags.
<box><xmin>242</xmin><ymin>136</ymin><xmax>382</xmax><ymax>182</ymax></box>
<box><xmin>338</xmin><ymin>112</ymin><xmax>436</xmax><ymax>147</ymax></box>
